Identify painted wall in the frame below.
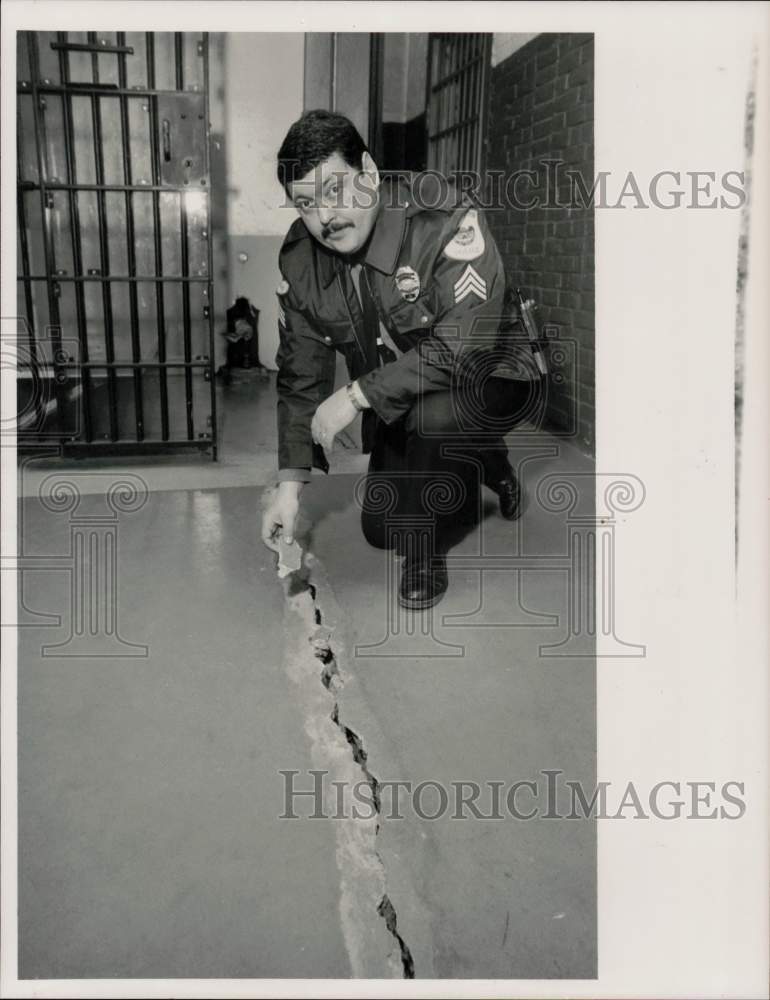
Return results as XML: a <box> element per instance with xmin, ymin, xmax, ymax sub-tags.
<box><xmin>210</xmin><ymin>33</ymin><xmax>304</xmax><ymax>369</ymax></box>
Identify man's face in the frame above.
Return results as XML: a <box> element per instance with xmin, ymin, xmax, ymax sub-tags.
<box><xmin>287</xmin><ymin>150</ymin><xmax>380</xmax><ymax>256</ymax></box>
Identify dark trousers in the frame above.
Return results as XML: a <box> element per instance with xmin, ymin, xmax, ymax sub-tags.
<box><xmin>359</xmin><ymin>377</ymin><xmax>535</xmax><ymax>556</ymax></box>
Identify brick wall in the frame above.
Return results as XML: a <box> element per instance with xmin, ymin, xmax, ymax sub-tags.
<box><xmin>485</xmin><ymin>33</ymin><xmax>595</xmax><ymax>453</ymax></box>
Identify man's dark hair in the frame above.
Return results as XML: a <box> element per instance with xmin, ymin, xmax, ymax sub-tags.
<box><xmin>276</xmin><ymin>109</ymin><xmax>369</xmax><ymax>191</ymax></box>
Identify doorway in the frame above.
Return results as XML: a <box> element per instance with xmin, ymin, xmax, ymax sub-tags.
<box><xmin>367</xmin><ymin>33</ymin><xmax>491</xmax><ymax>177</ymax></box>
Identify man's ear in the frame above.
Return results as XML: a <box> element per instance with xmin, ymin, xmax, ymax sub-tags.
<box><xmin>361</xmin><ymin>151</ymin><xmax>380</xmax><ymax>189</ymax></box>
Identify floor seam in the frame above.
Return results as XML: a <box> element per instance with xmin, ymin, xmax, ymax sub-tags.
<box><xmin>274</xmin><ymin>538</ymin><xmax>416</xmax><ymax>978</ymax></box>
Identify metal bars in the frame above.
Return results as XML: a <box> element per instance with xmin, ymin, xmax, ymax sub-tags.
<box><xmin>56</xmin><ymin>30</ymin><xmax>93</xmax><ymax>442</ymax></box>
<box><xmin>88</xmin><ymin>31</ymin><xmax>119</xmax><ymax>440</ymax></box>
<box><xmin>146</xmin><ymin>32</ymin><xmax>170</xmax><ymax>441</ymax></box>
<box><xmin>18</xmin><ymin>85</ymin><xmax>202</xmax><ymax>97</ymax></box>
<box><xmin>426</xmin><ymin>33</ymin><xmax>491</xmax><ymax>176</ymax></box>
<box><xmin>16</xmin><ymin>31</ymin><xmax>216</xmax><ymax>456</ymax></box>
<box><xmin>27</xmin><ymin>33</ymin><xmax>68</xmax><ymax>423</ymax></box>
<box><xmin>200</xmin><ymin>33</ymin><xmax>217</xmax><ymax>459</ymax></box>
<box><xmin>51</xmin><ymin>41</ymin><xmax>134</xmax><ymax>55</ymax></box>
<box><xmin>179</xmin><ymin>175</ymin><xmax>194</xmax><ymax>439</ymax></box>
<box><xmin>117</xmin><ymin>31</ymin><xmax>145</xmax><ymax>442</ymax></box>
<box><xmin>174</xmin><ymin>33</ymin><xmax>184</xmax><ymax>91</ymax></box>
<box><xmin>16</xmin><ymin>142</ymin><xmax>37</xmax><ymax>365</ymax></box>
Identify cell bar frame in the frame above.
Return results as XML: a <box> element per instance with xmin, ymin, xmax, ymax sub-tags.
<box><xmin>26</xmin><ymin>33</ymin><xmax>69</xmax><ymax>426</ymax></box>
<box><xmin>16</xmin><ymin>30</ymin><xmax>218</xmax><ymax>458</ymax></box>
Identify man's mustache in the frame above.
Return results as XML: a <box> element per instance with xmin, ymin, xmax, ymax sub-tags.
<box><xmin>321</xmin><ymin>221</ymin><xmax>353</xmax><ymax>239</ymax></box>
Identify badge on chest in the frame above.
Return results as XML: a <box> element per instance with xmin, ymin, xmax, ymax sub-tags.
<box><xmin>394</xmin><ymin>265</ymin><xmax>421</xmax><ymax>303</ymax></box>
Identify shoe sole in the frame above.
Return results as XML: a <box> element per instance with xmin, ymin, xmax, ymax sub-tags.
<box><xmin>397</xmin><ymin>589</ymin><xmax>447</xmax><ymax>611</ymax></box>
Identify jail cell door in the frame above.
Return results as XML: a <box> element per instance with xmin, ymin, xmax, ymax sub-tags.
<box><xmin>16</xmin><ymin>31</ymin><xmax>217</xmax><ymax>457</ymax></box>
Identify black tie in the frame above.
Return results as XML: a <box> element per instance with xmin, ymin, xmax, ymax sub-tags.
<box><xmin>358</xmin><ymin>266</ymin><xmax>398</xmax><ymax>367</ymax></box>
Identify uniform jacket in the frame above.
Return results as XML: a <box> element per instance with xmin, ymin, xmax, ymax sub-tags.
<box><xmin>275</xmin><ymin>172</ymin><xmax>533</xmax><ymax>474</ymax></box>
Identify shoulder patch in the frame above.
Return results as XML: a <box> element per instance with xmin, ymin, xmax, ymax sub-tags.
<box><xmin>443</xmin><ymin>208</ymin><xmax>485</xmax><ymax>261</ymax></box>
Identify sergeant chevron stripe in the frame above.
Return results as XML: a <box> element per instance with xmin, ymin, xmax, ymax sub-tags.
<box><xmin>453</xmin><ymin>264</ymin><xmax>487</xmax><ymax>304</ymax></box>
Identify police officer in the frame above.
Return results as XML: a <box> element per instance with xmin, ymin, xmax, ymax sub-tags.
<box><xmin>261</xmin><ymin>110</ymin><xmax>540</xmax><ymax>610</ymax></box>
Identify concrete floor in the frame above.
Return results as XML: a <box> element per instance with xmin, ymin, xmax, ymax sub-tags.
<box><xmin>17</xmin><ymin>375</ymin><xmax>596</xmax><ymax>980</ymax></box>
<box><xmin>17</xmin><ymin>487</ymin><xmax>352</xmax><ymax>979</ymax></box>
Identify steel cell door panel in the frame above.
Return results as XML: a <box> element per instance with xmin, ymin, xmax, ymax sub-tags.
<box><xmin>156</xmin><ymin>92</ymin><xmax>208</xmax><ymax>187</ymax></box>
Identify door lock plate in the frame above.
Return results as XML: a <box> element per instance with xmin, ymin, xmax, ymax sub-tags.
<box><xmin>156</xmin><ymin>92</ymin><xmax>208</xmax><ymax>188</ymax></box>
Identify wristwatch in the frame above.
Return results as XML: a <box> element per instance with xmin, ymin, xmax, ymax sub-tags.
<box><xmin>345</xmin><ymin>381</ymin><xmax>368</xmax><ymax>411</ymax></box>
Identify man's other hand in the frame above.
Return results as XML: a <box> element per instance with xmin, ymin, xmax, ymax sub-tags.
<box><xmin>261</xmin><ymin>480</ymin><xmax>303</xmax><ymax>551</ymax></box>
<box><xmin>310</xmin><ymin>386</ymin><xmax>358</xmax><ymax>454</ymax></box>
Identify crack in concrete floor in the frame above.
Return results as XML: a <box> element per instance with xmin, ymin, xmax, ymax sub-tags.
<box><xmin>275</xmin><ymin>547</ymin><xmax>416</xmax><ymax>978</ymax></box>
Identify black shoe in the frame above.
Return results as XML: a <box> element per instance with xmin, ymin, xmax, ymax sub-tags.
<box><xmin>398</xmin><ymin>554</ymin><xmax>448</xmax><ymax>611</ymax></box>
<box><xmin>491</xmin><ymin>475</ymin><xmax>525</xmax><ymax>521</ymax></box>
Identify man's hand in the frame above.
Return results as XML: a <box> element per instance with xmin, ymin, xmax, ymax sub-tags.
<box><xmin>261</xmin><ymin>480</ymin><xmax>303</xmax><ymax>551</ymax></box>
<box><xmin>310</xmin><ymin>386</ymin><xmax>358</xmax><ymax>454</ymax></box>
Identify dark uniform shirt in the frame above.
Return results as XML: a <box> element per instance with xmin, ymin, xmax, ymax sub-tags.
<box><xmin>275</xmin><ymin>172</ymin><xmax>535</xmax><ymax>476</ymax></box>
